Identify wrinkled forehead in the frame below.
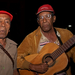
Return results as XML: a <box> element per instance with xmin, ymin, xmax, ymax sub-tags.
<box><xmin>0</xmin><ymin>14</ymin><xmax>10</xmax><ymax>20</ymax></box>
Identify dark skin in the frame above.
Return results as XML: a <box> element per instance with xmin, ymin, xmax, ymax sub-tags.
<box><xmin>0</xmin><ymin>14</ymin><xmax>19</xmax><ymax>75</ymax></box>
<box><xmin>29</xmin><ymin>12</ymin><xmax>57</xmax><ymax>74</ymax></box>
<box><xmin>38</xmin><ymin>11</ymin><xmax>58</xmax><ymax>68</ymax></box>
<box><xmin>37</xmin><ymin>12</ymin><xmax>57</xmax><ymax>42</ymax></box>
<box><xmin>0</xmin><ymin>14</ymin><xmax>10</xmax><ymax>47</ymax></box>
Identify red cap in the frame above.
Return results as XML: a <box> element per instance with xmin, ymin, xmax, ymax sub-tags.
<box><xmin>36</xmin><ymin>4</ymin><xmax>55</xmax><ymax>15</ymax></box>
<box><xmin>0</xmin><ymin>10</ymin><xmax>13</xmax><ymax>21</ymax></box>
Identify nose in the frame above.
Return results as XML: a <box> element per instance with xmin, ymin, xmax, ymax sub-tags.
<box><xmin>43</xmin><ymin>17</ymin><xmax>47</xmax><ymax>23</ymax></box>
<box><xmin>0</xmin><ymin>21</ymin><xmax>5</xmax><ymax>27</ymax></box>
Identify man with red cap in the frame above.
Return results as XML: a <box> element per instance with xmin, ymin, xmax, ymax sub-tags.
<box><xmin>17</xmin><ymin>4</ymin><xmax>75</xmax><ymax>75</ymax></box>
<box><xmin>0</xmin><ymin>10</ymin><xmax>19</xmax><ymax>75</ymax></box>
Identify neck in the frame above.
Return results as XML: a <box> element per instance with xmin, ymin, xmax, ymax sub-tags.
<box><xmin>41</xmin><ymin>27</ymin><xmax>57</xmax><ymax>42</ymax></box>
<box><xmin>0</xmin><ymin>38</ymin><xmax>6</xmax><ymax>48</ymax></box>
<box><xmin>41</xmin><ymin>27</ymin><xmax>55</xmax><ymax>36</ymax></box>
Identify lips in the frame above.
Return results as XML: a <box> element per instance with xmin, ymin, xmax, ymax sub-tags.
<box><xmin>0</xmin><ymin>30</ymin><xmax>5</xmax><ymax>33</ymax></box>
<box><xmin>43</xmin><ymin>24</ymin><xmax>49</xmax><ymax>28</ymax></box>
<box><xmin>43</xmin><ymin>22</ymin><xmax>49</xmax><ymax>26</ymax></box>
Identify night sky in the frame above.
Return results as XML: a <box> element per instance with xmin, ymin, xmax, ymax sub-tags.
<box><xmin>0</xmin><ymin>0</ymin><xmax>75</xmax><ymax>46</ymax></box>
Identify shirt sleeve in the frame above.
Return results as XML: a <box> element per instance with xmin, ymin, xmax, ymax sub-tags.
<box><xmin>17</xmin><ymin>36</ymin><xmax>32</xmax><ymax>70</ymax></box>
<box><xmin>14</xmin><ymin>46</ymin><xmax>17</xmax><ymax>70</ymax></box>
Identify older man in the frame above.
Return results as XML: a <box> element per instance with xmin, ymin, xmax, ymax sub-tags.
<box><xmin>0</xmin><ymin>10</ymin><xmax>19</xmax><ymax>75</ymax></box>
<box><xmin>17</xmin><ymin>4</ymin><xmax>75</xmax><ymax>75</ymax></box>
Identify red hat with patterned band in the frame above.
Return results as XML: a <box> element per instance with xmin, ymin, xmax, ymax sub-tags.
<box><xmin>36</xmin><ymin>4</ymin><xmax>55</xmax><ymax>15</ymax></box>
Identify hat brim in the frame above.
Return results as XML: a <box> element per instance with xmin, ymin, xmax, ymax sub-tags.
<box><xmin>36</xmin><ymin>10</ymin><xmax>54</xmax><ymax>15</ymax></box>
<box><xmin>0</xmin><ymin>10</ymin><xmax>13</xmax><ymax>21</ymax></box>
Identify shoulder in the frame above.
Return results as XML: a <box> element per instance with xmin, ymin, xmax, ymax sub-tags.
<box><xmin>55</xmin><ymin>27</ymin><xmax>73</xmax><ymax>36</ymax></box>
<box><xmin>25</xmin><ymin>26</ymin><xmax>41</xmax><ymax>38</ymax></box>
<box><xmin>6</xmin><ymin>38</ymin><xmax>17</xmax><ymax>46</ymax></box>
<box><xmin>55</xmin><ymin>27</ymin><xmax>71</xmax><ymax>32</ymax></box>
<box><xmin>18</xmin><ymin>27</ymin><xmax>41</xmax><ymax>47</ymax></box>
<box><xmin>55</xmin><ymin>27</ymin><xmax>74</xmax><ymax>43</ymax></box>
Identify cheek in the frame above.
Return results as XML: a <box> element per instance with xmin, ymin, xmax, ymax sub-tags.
<box><xmin>6</xmin><ymin>26</ymin><xmax>10</xmax><ymax>33</ymax></box>
<box><xmin>38</xmin><ymin>21</ymin><xmax>42</xmax><ymax>26</ymax></box>
<box><xmin>53</xmin><ymin>16</ymin><xmax>56</xmax><ymax>23</ymax></box>
<box><xmin>49</xmin><ymin>19</ymin><xmax>54</xmax><ymax>24</ymax></box>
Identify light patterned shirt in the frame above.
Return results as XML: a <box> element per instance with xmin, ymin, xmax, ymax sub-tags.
<box><xmin>37</xmin><ymin>29</ymin><xmax>60</xmax><ymax>53</ymax></box>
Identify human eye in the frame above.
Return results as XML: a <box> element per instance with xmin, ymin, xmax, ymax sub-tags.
<box><xmin>47</xmin><ymin>14</ymin><xmax>51</xmax><ymax>18</ymax></box>
<box><xmin>5</xmin><ymin>20</ymin><xmax>10</xmax><ymax>24</ymax></box>
<box><xmin>39</xmin><ymin>16</ymin><xmax>44</xmax><ymax>20</ymax></box>
<box><xmin>46</xmin><ymin>14</ymin><xmax>52</xmax><ymax>19</ymax></box>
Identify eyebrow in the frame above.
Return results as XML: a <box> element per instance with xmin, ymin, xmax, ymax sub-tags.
<box><xmin>0</xmin><ymin>18</ymin><xmax>10</xmax><ymax>21</ymax></box>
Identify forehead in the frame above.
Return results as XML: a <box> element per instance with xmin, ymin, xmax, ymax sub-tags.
<box><xmin>0</xmin><ymin>14</ymin><xmax>10</xmax><ymax>20</ymax></box>
<box><xmin>38</xmin><ymin>11</ymin><xmax>52</xmax><ymax>16</ymax></box>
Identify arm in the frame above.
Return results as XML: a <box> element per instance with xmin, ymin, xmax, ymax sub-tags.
<box><xmin>13</xmin><ymin>46</ymin><xmax>20</xmax><ymax>75</ymax></box>
<box><xmin>13</xmin><ymin>69</ymin><xmax>19</xmax><ymax>75</ymax></box>
<box><xmin>20</xmin><ymin>59</ymin><xmax>48</xmax><ymax>73</ymax></box>
<box><xmin>29</xmin><ymin>63</ymin><xmax>48</xmax><ymax>73</ymax></box>
<box><xmin>17</xmin><ymin>35</ymin><xmax>48</xmax><ymax>73</ymax></box>
<box><xmin>17</xmin><ymin>36</ymin><xmax>32</xmax><ymax>70</ymax></box>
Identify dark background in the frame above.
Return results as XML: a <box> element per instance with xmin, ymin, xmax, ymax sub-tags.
<box><xmin>0</xmin><ymin>0</ymin><xmax>75</xmax><ymax>74</ymax></box>
<box><xmin>0</xmin><ymin>0</ymin><xmax>74</xmax><ymax>46</ymax></box>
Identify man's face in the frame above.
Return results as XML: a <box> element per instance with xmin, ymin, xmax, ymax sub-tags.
<box><xmin>0</xmin><ymin>14</ymin><xmax>11</xmax><ymax>39</ymax></box>
<box><xmin>37</xmin><ymin>12</ymin><xmax>56</xmax><ymax>32</ymax></box>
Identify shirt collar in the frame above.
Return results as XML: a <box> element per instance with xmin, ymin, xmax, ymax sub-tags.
<box><xmin>40</xmin><ymin>29</ymin><xmax>49</xmax><ymax>42</ymax></box>
<box><xmin>40</xmin><ymin>29</ymin><xmax>61</xmax><ymax>40</ymax></box>
<box><xmin>5</xmin><ymin>38</ymin><xmax>17</xmax><ymax>49</ymax></box>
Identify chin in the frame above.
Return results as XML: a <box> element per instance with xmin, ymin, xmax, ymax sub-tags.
<box><xmin>43</xmin><ymin>29</ymin><xmax>50</xmax><ymax>32</ymax></box>
<box><xmin>0</xmin><ymin>36</ymin><xmax>6</xmax><ymax>39</ymax></box>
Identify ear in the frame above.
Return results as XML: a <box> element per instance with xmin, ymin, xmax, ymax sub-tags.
<box><xmin>37</xmin><ymin>19</ymin><xmax>40</xmax><ymax>25</ymax></box>
<box><xmin>9</xmin><ymin>30</ymin><xmax>10</xmax><ymax>32</ymax></box>
<box><xmin>53</xmin><ymin>15</ymin><xmax>56</xmax><ymax>23</ymax></box>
